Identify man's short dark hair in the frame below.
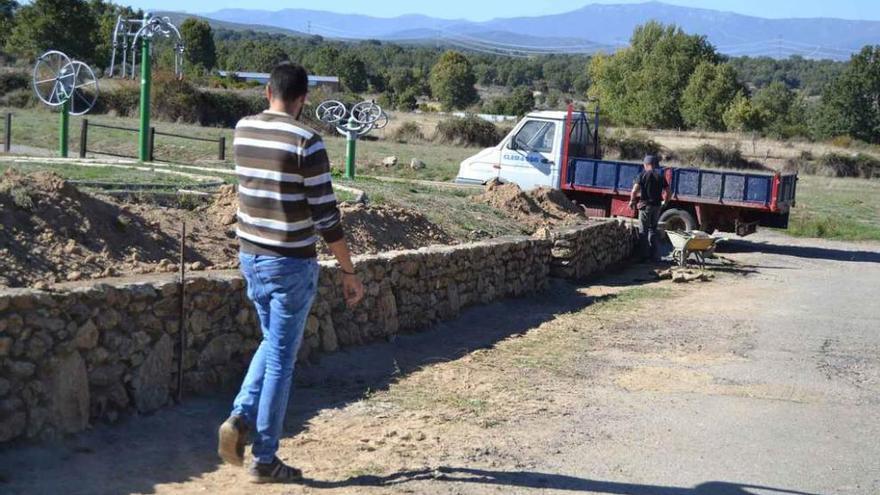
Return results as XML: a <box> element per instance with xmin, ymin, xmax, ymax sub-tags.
<box><xmin>269</xmin><ymin>62</ymin><xmax>309</xmax><ymax>102</ymax></box>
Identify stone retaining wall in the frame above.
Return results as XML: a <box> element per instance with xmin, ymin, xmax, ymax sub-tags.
<box><xmin>0</xmin><ymin>220</ymin><xmax>634</xmax><ymax>443</ymax></box>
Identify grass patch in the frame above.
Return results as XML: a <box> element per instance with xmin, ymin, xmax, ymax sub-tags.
<box><xmin>2</xmin><ymin>107</ymin><xmax>479</xmax><ymax>180</ymax></box>
<box><xmin>786</xmin><ymin>175</ymin><xmax>880</xmax><ymax>241</ymax></box>
<box><xmin>338</xmin><ymin>176</ymin><xmax>525</xmax><ymax>240</ymax></box>
<box><xmin>0</xmin><ymin>160</ymin><xmax>212</xmax><ymax>186</ymax></box>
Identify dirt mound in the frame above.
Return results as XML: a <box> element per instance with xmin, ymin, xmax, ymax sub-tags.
<box><xmin>207</xmin><ymin>183</ymin><xmax>238</xmax><ymax>227</ymax></box>
<box><xmin>0</xmin><ymin>172</ymin><xmax>454</xmax><ymax>289</ymax></box>
<box><xmin>0</xmin><ymin>169</ymin><xmax>238</xmax><ymax>288</ymax></box>
<box><xmin>473</xmin><ymin>180</ymin><xmax>586</xmax><ymax>232</ymax></box>
<box><xmin>331</xmin><ymin>203</ymin><xmax>454</xmax><ymax>255</ymax></box>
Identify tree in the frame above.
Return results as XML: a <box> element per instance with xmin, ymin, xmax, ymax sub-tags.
<box><xmin>588</xmin><ymin>22</ymin><xmax>717</xmax><ymax>128</ymax></box>
<box><xmin>681</xmin><ymin>62</ymin><xmax>743</xmax><ymax>131</ymax></box>
<box><xmin>817</xmin><ymin>45</ymin><xmax>880</xmax><ymax>143</ymax></box>
<box><xmin>5</xmin><ymin>0</ymin><xmax>97</xmax><ymax>61</ymax></box>
<box><xmin>337</xmin><ymin>52</ymin><xmax>368</xmax><ymax>92</ymax></box>
<box><xmin>0</xmin><ymin>0</ymin><xmax>18</xmax><ymax>50</ymax></box>
<box><xmin>485</xmin><ymin>86</ymin><xmax>535</xmax><ymax>116</ymax></box>
<box><xmin>752</xmin><ymin>81</ymin><xmax>805</xmax><ymax>138</ymax></box>
<box><xmin>385</xmin><ymin>68</ymin><xmax>421</xmax><ymax>110</ymax></box>
<box><xmin>180</xmin><ymin>18</ymin><xmax>217</xmax><ymax>71</ymax></box>
<box><xmin>723</xmin><ymin>93</ymin><xmax>768</xmax><ymax>133</ymax></box>
<box><xmin>311</xmin><ymin>45</ymin><xmax>340</xmax><ymax>75</ymax></box>
<box><xmin>429</xmin><ymin>50</ymin><xmax>479</xmax><ymax>110</ymax></box>
<box><xmin>89</xmin><ymin>0</ymin><xmax>140</xmax><ymax>70</ymax></box>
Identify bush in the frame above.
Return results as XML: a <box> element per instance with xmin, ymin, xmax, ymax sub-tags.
<box><xmin>0</xmin><ymin>88</ymin><xmax>35</xmax><ymax>108</ymax></box>
<box><xmin>811</xmin><ymin>153</ymin><xmax>880</xmax><ymax>179</ymax></box>
<box><xmin>678</xmin><ymin>143</ymin><xmax>766</xmax><ymax>171</ymax></box>
<box><xmin>152</xmin><ymin>75</ymin><xmax>203</xmax><ymax>123</ymax></box>
<box><xmin>0</xmin><ymin>71</ymin><xmax>29</xmax><ymax>94</ymax></box>
<box><xmin>434</xmin><ymin>115</ymin><xmax>499</xmax><ymax>147</ymax></box>
<box><xmin>96</xmin><ymin>82</ymin><xmax>141</xmax><ymax>117</ymax></box>
<box><xmin>393</xmin><ymin>121</ymin><xmax>425</xmax><ymax>143</ymax></box>
<box><xmin>602</xmin><ymin>131</ymin><xmax>662</xmax><ymax>160</ymax></box>
<box><xmin>829</xmin><ymin>135</ymin><xmax>853</xmax><ymax>148</ymax></box>
<box><xmin>199</xmin><ymin>90</ymin><xmax>264</xmax><ymax>127</ymax></box>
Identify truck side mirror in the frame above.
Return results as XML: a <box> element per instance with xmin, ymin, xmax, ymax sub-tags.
<box><xmin>508</xmin><ymin>139</ymin><xmax>518</xmax><ymax>151</ymax></box>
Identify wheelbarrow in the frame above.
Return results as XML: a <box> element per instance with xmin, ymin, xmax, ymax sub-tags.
<box><xmin>666</xmin><ymin>230</ymin><xmax>719</xmax><ymax>269</ymax></box>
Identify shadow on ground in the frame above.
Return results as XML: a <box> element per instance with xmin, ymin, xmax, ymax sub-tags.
<box><xmin>719</xmin><ymin>238</ymin><xmax>880</xmax><ymax>263</ymax></box>
<box><xmin>303</xmin><ymin>466</ymin><xmax>826</xmax><ymax>495</ymax></box>
<box><xmin>0</xmin><ymin>267</ymin><xmax>657</xmax><ymax>495</ymax></box>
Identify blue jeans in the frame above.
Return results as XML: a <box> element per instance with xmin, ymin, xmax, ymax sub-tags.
<box><xmin>231</xmin><ymin>253</ymin><xmax>319</xmax><ymax>464</ymax></box>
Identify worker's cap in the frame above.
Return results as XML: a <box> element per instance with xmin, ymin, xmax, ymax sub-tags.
<box><xmin>643</xmin><ymin>155</ymin><xmax>660</xmax><ymax>166</ymax></box>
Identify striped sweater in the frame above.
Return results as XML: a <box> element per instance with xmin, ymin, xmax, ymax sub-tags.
<box><xmin>233</xmin><ymin>110</ymin><xmax>344</xmax><ymax>258</ymax></box>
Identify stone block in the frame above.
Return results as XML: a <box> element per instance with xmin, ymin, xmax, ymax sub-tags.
<box><xmin>131</xmin><ymin>334</ymin><xmax>173</xmax><ymax>413</ymax></box>
<box><xmin>47</xmin><ymin>351</ymin><xmax>89</xmax><ymax>434</ymax></box>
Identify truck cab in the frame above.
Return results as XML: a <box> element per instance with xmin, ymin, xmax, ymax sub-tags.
<box><xmin>456</xmin><ymin>111</ymin><xmax>598</xmax><ymax>190</ymax></box>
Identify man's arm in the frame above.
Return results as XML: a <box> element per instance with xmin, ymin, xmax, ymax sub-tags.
<box><xmin>662</xmin><ymin>176</ymin><xmax>671</xmax><ymax>208</ymax></box>
<box><xmin>629</xmin><ymin>183</ymin><xmax>640</xmax><ymax>210</ymax></box>
<box><xmin>301</xmin><ymin>136</ymin><xmax>364</xmax><ymax>307</ymax></box>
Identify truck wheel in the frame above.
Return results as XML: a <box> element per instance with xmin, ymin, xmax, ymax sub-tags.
<box><xmin>660</xmin><ymin>208</ymin><xmax>697</xmax><ymax>232</ymax></box>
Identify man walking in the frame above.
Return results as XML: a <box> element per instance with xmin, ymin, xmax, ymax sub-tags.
<box><xmin>217</xmin><ymin>62</ymin><xmax>364</xmax><ymax>483</ymax></box>
<box><xmin>629</xmin><ymin>155</ymin><xmax>670</xmax><ymax>261</ymax></box>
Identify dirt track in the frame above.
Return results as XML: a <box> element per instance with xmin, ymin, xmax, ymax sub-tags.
<box><xmin>1</xmin><ymin>232</ymin><xmax>878</xmax><ymax>495</ymax></box>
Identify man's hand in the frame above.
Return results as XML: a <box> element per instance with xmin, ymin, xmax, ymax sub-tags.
<box><xmin>629</xmin><ymin>200</ymin><xmax>637</xmax><ymax>211</ymax></box>
<box><xmin>342</xmin><ymin>273</ymin><xmax>364</xmax><ymax>308</ymax></box>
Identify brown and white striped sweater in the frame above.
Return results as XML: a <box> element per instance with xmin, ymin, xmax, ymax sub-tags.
<box><xmin>233</xmin><ymin>110</ymin><xmax>344</xmax><ymax>258</ymax></box>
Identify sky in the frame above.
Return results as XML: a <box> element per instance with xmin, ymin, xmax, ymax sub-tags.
<box><xmin>124</xmin><ymin>0</ymin><xmax>880</xmax><ymax>22</ymax></box>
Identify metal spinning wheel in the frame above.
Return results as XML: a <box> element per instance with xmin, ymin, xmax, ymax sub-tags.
<box><xmin>350</xmin><ymin>101</ymin><xmax>384</xmax><ymax>126</ymax></box>
<box><xmin>316</xmin><ymin>100</ymin><xmax>348</xmax><ymax>124</ymax></box>
<box><xmin>32</xmin><ymin>50</ymin><xmax>73</xmax><ymax>107</ymax></box>
<box><xmin>32</xmin><ymin>50</ymin><xmax>101</xmax><ymax>157</ymax></box>
<box><xmin>60</xmin><ymin>61</ymin><xmax>99</xmax><ymax>116</ymax></box>
<box><xmin>315</xmin><ymin>100</ymin><xmax>390</xmax><ymax>180</ymax></box>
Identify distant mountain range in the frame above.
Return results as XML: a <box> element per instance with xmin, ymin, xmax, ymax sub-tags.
<box><xmin>185</xmin><ymin>1</ymin><xmax>879</xmax><ymax>60</ymax></box>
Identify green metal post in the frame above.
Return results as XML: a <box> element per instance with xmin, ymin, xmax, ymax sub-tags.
<box><xmin>59</xmin><ymin>99</ymin><xmax>69</xmax><ymax>158</ymax></box>
<box><xmin>138</xmin><ymin>36</ymin><xmax>152</xmax><ymax>162</ymax></box>
<box><xmin>344</xmin><ymin>133</ymin><xmax>357</xmax><ymax>180</ymax></box>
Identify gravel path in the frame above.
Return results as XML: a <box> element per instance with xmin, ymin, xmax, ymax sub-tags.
<box><xmin>1</xmin><ymin>231</ymin><xmax>878</xmax><ymax>495</ymax></box>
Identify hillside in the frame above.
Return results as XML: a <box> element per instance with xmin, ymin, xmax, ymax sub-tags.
<box><xmin>197</xmin><ymin>2</ymin><xmax>879</xmax><ymax>60</ymax></box>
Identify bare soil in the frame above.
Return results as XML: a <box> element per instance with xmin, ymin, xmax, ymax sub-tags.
<box><xmin>472</xmin><ymin>180</ymin><xmax>587</xmax><ymax>233</ymax></box>
<box><xmin>0</xmin><ymin>172</ymin><xmax>453</xmax><ymax>289</ymax></box>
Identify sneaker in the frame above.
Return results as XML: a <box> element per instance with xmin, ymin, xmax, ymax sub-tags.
<box><xmin>217</xmin><ymin>415</ymin><xmax>249</xmax><ymax>466</ymax></box>
<box><xmin>249</xmin><ymin>457</ymin><xmax>304</xmax><ymax>484</ymax></box>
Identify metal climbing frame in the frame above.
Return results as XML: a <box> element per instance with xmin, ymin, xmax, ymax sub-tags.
<box><xmin>108</xmin><ymin>13</ymin><xmax>185</xmax><ymax>79</ymax></box>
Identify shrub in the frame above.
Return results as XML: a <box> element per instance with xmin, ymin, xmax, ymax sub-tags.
<box><xmin>96</xmin><ymin>82</ymin><xmax>141</xmax><ymax>116</ymax></box>
<box><xmin>829</xmin><ymin>135</ymin><xmax>853</xmax><ymax>148</ymax></box>
<box><xmin>152</xmin><ymin>75</ymin><xmax>202</xmax><ymax>123</ymax></box>
<box><xmin>393</xmin><ymin>121</ymin><xmax>425</xmax><ymax>143</ymax></box>
<box><xmin>0</xmin><ymin>88</ymin><xmax>35</xmax><ymax>108</ymax></box>
<box><xmin>602</xmin><ymin>131</ymin><xmax>662</xmax><ymax>160</ymax></box>
<box><xmin>679</xmin><ymin>143</ymin><xmax>766</xmax><ymax>171</ymax></box>
<box><xmin>814</xmin><ymin>153</ymin><xmax>880</xmax><ymax>179</ymax></box>
<box><xmin>434</xmin><ymin>115</ymin><xmax>499</xmax><ymax>147</ymax></box>
<box><xmin>0</xmin><ymin>71</ymin><xmax>29</xmax><ymax>94</ymax></box>
<box><xmin>783</xmin><ymin>150</ymin><xmax>816</xmax><ymax>174</ymax></box>
<box><xmin>199</xmin><ymin>90</ymin><xmax>264</xmax><ymax>127</ymax></box>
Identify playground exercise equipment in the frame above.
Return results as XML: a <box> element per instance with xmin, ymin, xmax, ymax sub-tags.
<box><xmin>108</xmin><ymin>13</ymin><xmax>185</xmax><ymax>161</ymax></box>
<box><xmin>316</xmin><ymin>100</ymin><xmax>388</xmax><ymax>179</ymax></box>
<box><xmin>108</xmin><ymin>14</ymin><xmax>185</xmax><ymax>79</ymax></box>
<box><xmin>32</xmin><ymin>50</ymin><xmax>99</xmax><ymax>157</ymax></box>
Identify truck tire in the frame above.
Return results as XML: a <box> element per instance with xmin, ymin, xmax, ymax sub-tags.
<box><xmin>660</xmin><ymin>208</ymin><xmax>697</xmax><ymax>232</ymax></box>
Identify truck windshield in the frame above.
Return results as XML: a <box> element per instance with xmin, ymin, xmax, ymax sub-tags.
<box><xmin>514</xmin><ymin>120</ymin><xmax>555</xmax><ymax>153</ymax></box>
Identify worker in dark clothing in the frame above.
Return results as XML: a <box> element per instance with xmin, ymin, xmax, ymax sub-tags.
<box><xmin>629</xmin><ymin>155</ymin><xmax>670</xmax><ymax>261</ymax></box>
